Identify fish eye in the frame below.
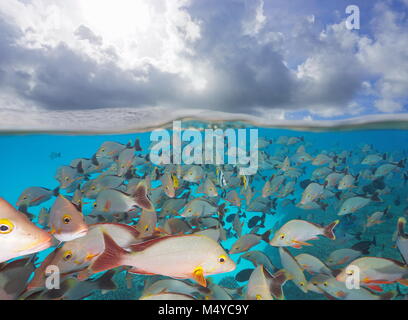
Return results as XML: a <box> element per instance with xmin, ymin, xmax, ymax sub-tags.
<box><xmin>312</xmin><ymin>282</ymin><xmax>318</xmax><ymax>286</ymax></box>
<box><xmin>63</xmin><ymin>250</ymin><xmax>73</xmax><ymax>261</ymax></box>
<box><xmin>187</xmin><ymin>208</ymin><xmax>192</xmax><ymax>212</ymax></box>
<box><xmin>218</xmin><ymin>255</ymin><xmax>226</xmax><ymax>264</ymax></box>
<box><xmin>299</xmin><ymin>282</ymin><xmax>305</xmax><ymax>287</ymax></box>
<box><xmin>23</xmin><ymin>195</ymin><xmax>28</xmax><ymax>200</ymax></box>
<box><xmin>91</xmin><ymin>186</ymin><xmax>96</xmax><ymax>190</ymax></box>
<box><xmin>328</xmin><ymin>259</ymin><xmax>333</xmax><ymax>263</ymax></box>
<box><xmin>346</xmin><ymin>270</ymin><xmax>354</xmax><ymax>275</ymax></box>
<box><xmin>323</xmin><ymin>281</ymin><xmax>328</xmax><ymax>287</ymax></box>
<box><xmin>0</xmin><ymin>219</ymin><xmax>14</xmax><ymax>234</ymax></box>
<box><xmin>279</xmin><ymin>233</ymin><xmax>285</xmax><ymax>240</ymax></box>
<box><xmin>93</xmin><ymin>203</ymin><xmax>97</xmax><ymax>208</ymax></box>
<box><xmin>256</xmin><ymin>294</ymin><xmax>262</xmax><ymax>300</ymax></box>
<box><xmin>101</xmin><ymin>148</ymin><xmax>105</xmax><ymax>152</ymax></box>
<box><xmin>64</xmin><ymin>177</ymin><xmax>70</xmax><ymax>181</ymax></box>
<box><xmin>63</xmin><ymin>215</ymin><xmax>72</xmax><ymax>224</ymax></box>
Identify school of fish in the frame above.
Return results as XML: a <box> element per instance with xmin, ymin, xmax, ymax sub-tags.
<box><xmin>2</xmin><ymin>131</ymin><xmax>408</xmax><ymax>300</ymax></box>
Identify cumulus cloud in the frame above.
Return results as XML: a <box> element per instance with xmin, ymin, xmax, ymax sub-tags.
<box><xmin>0</xmin><ymin>0</ymin><xmax>407</xmax><ymax>124</ymax></box>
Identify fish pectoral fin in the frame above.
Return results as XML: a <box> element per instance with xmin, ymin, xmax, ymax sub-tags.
<box><xmin>365</xmin><ymin>279</ymin><xmax>394</xmax><ymax>284</ymax></box>
<box><xmin>365</xmin><ymin>285</ymin><xmax>383</xmax><ymax>292</ymax></box>
<box><xmin>396</xmin><ymin>279</ymin><xmax>408</xmax><ymax>286</ymax></box>
<box><xmin>291</xmin><ymin>240</ymin><xmax>313</xmax><ymax>247</ymax></box>
<box><xmin>128</xmin><ymin>267</ymin><xmax>156</xmax><ymax>275</ymax></box>
<box><xmin>192</xmin><ymin>267</ymin><xmax>207</xmax><ymax>287</ymax></box>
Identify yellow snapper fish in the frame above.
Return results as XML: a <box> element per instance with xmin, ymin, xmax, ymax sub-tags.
<box><xmin>55</xmin><ymin>164</ymin><xmax>85</xmax><ymax>191</ymax></box>
<box><xmin>134</xmin><ymin>210</ymin><xmax>158</xmax><ymax>238</ymax></box>
<box><xmin>239</xmin><ymin>250</ymin><xmax>277</xmax><ymax>274</ymax></box>
<box><xmin>366</xmin><ymin>208</ymin><xmax>389</xmax><ymax>228</ymax></box>
<box><xmin>140</xmin><ymin>292</ymin><xmax>196</xmax><ymax>300</ymax></box>
<box><xmin>49</xmin><ymin>195</ymin><xmax>88</xmax><ymax>242</ymax></box>
<box><xmin>180</xmin><ymin>198</ymin><xmax>222</xmax><ymax>218</ymax></box>
<box><xmin>159</xmin><ymin>198</ymin><xmax>187</xmax><ymax>218</ymax></box>
<box><xmin>91</xmin><ymin>233</ymin><xmax>236</xmax><ymax>287</ymax></box>
<box><xmin>197</xmin><ymin>177</ymin><xmax>218</xmax><ymax>197</ymax></box>
<box><xmin>229</xmin><ymin>232</ymin><xmax>270</xmax><ymax>254</ymax></box>
<box><xmin>269</xmin><ymin>219</ymin><xmax>339</xmax><ymax>248</ymax></box>
<box><xmin>336</xmin><ymin>256</ymin><xmax>408</xmax><ymax>292</ymax></box>
<box><xmin>82</xmin><ymin>175</ymin><xmax>125</xmax><ymax>199</ymax></box>
<box><xmin>16</xmin><ymin>186</ymin><xmax>60</xmax><ymax>208</ymax></box>
<box><xmin>295</xmin><ymin>253</ymin><xmax>333</xmax><ymax>276</ymax></box>
<box><xmin>0</xmin><ymin>197</ymin><xmax>52</xmax><ymax>264</ymax></box>
<box><xmin>246</xmin><ymin>265</ymin><xmax>288</xmax><ymax>300</ymax></box>
<box><xmin>299</xmin><ymin>182</ymin><xmax>325</xmax><ymax>206</ymax></box>
<box><xmin>140</xmin><ymin>278</ymin><xmax>208</xmax><ymax>300</ymax></box>
<box><xmin>160</xmin><ymin>172</ymin><xmax>177</xmax><ymax>198</ymax></box>
<box><xmin>374</xmin><ymin>161</ymin><xmax>404</xmax><ymax>178</ymax></box>
<box><xmin>162</xmin><ymin>218</ymin><xmax>192</xmax><ymax>235</ymax></box>
<box><xmin>116</xmin><ymin>147</ymin><xmax>136</xmax><ymax>177</ymax></box>
<box><xmin>337</xmin><ymin>173</ymin><xmax>358</xmax><ymax>190</ymax></box>
<box><xmin>93</xmin><ymin>180</ymin><xmax>153</xmax><ymax>214</ymax></box>
<box><xmin>326</xmin><ymin>248</ymin><xmax>364</xmax><ymax>267</ymax></box>
<box><xmin>27</xmin><ymin>222</ymin><xmax>143</xmax><ymax>290</ymax></box>
<box><xmin>95</xmin><ymin>141</ymin><xmax>130</xmax><ymax>159</ymax></box>
<box><xmin>183</xmin><ymin>165</ymin><xmax>204</xmax><ymax>183</ymax></box>
<box><xmin>312</xmin><ymin>273</ymin><xmax>396</xmax><ymax>300</ymax></box>
<box><xmin>279</xmin><ymin>247</ymin><xmax>308</xmax><ymax>293</ymax></box>
<box><xmin>0</xmin><ymin>258</ymin><xmax>36</xmax><ymax>300</ymax></box>
<box><xmin>361</xmin><ymin>153</ymin><xmax>386</xmax><ymax>165</ymax></box>
<box><xmin>397</xmin><ymin>217</ymin><xmax>408</xmax><ymax>264</ymax></box>
<box><xmin>338</xmin><ymin>195</ymin><xmax>376</xmax><ymax>216</ymax></box>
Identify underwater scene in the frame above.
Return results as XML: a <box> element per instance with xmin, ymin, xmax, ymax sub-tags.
<box><xmin>1</xmin><ymin>120</ymin><xmax>408</xmax><ymax>300</ymax></box>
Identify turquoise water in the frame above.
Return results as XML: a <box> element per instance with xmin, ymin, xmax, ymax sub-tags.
<box><xmin>1</xmin><ymin>122</ymin><xmax>408</xmax><ymax>300</ymax></box>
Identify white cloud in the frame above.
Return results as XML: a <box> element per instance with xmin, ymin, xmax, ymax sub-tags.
<box><xmin>0</xmin><ymin>0</ymin><xmax>407</xmax><ymax>126</ymax></box>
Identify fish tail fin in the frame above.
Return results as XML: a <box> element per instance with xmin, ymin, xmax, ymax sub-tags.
<box><xmin>323</xmin><ymin>220</ymin><xmax>339</xmax><ymax>240</ymax></box>
<box><xmin>370</xmin><ymin>192</ymin><xmax>382</xmax><ymax>202</ymax></box>
<box><xmin>97</xmin><ymin>270</ymin><xmax>118</xmax><ymax>291</ymax></box>
<box><xmin>91</xmin><ymin>153</ymin><xmax>99</xmax><ymax>166</ymax></box>
<box><xmin>18</xmin><ymin>204</ymin><xmax>28</xmax><ymax>214</ymax></box>
<box><xmin>91</xmin><ymin>233</ymin><xmax>128</xmax><ymax>274</ymax></box>
<box><xmin>134</xmin><ymin>138</ymin><xmax>142</xmax><ymax>152</ymax></box>
<box><xmin>234</xmin><ymin>285</ymin><xmax>245</xmax><ymax>297</ymax></box>
<box><xmin>130</xmin><ymin>180</ymin><xmax>154</xmax><ymax>211</ymax></box>
<box><xmin>261</xmin><ymin>230</ymin><xmax>271</xmax><ymax>243</ymax></box>
<box><xmin>398</xmin><ymin>217</ymin><xmax>407</xmax><ymax>237</ymax></box>
<box><xmin>76</xmin><ymin>161</ymin><xmax>84</xmax><ymax>174</ymax></box>
<box><xmin>217</xmin><ymin>203</ymin><xmax>226</xmax><ymax>218</ymax></box>
<box><xmin>53</xmin><ymin>186</ymin><xmax>60</xmax><ymax>197</ymax></box>
<box><xmin>267</xmin><ymin>269</ymin><xmax>288</xmax><ymax>300</ymax></box>
<box><xmin>379</xmin><ymin>290</ymin><xmax>397</xmax><ymax>300</ymax></box>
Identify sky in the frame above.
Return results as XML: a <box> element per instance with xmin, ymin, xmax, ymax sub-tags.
<box><xmin>0</xmin><ymin>0</ymin><xmax>407</xmax><ymax>127</ymax></box>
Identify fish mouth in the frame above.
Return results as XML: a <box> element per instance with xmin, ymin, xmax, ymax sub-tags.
<box><xmin>76</xmin><ymin>228</ymin><xmax>89</xmax><ymax>238</ymax></box>
<box><xmin>228</xmin><ymin>263</ymin><xmax>237</xmax><ymax>272</ymax></box>
<box><xmin>55</xmin><ymin>227</ymin><xmax>88</xmax><ymax>241</ymax></box>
